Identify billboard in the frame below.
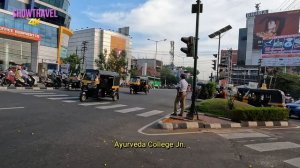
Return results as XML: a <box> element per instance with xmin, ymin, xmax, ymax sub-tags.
<box><xmin>253</xmin><ymin>10</ymin><xmax>300</xmax><ymax>49</ymax></box>
<box><xmin>261</xmin><ymin>34</ymin><xmax>300</xmax><ymax>66</ymax></box>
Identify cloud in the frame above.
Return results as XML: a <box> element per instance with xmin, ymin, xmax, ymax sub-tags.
<box><xmin>83</xmin><ymin>0</ymin><xmax>286</xmax><ymax>79</ymax></box>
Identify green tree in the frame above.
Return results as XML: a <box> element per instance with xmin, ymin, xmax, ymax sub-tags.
<box><xmin>274</xmin><ymin>73</ymin><xmax>300</xmax><ymax>99</ymax></box>
<box><xmin>129</xmin><ymin>66</ymin><xmax>139</xmax><ymax>77</ymax></box>
<box><xmin>107</xmin><ymin>49</ymin><xmax>128</xmax><ymax>78</ymax></box>
<box><xmin>184</xmin><ymin>66</ymin><xmax>200</xmax><ymax>76</ymax></box>
<box><xmin>95</xmin><ymin>50</ymin><xmax>107</xmax><ymax>70</ymax></box>
<box><xmin>160</xmin><ymin>65</ymin><xmax>178</xmax><ymax>85</ymax></box>
<box><xmin>61</xmin><ymin>54</ymin><xmax>81</xmax><ymax>73</ymax></box>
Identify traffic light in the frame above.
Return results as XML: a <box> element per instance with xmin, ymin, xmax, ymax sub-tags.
<box><xmin>213</xmin><ymin>54</ymin><xmax>217</xmax><ymax>58</ymax></box>
<box><xmin>180</xmin><ymin>36</ymin><xmax>195</xmax><ymax>57</ymax></box>
<box><xmin>212</xmin><ymin>60</ymin><xmax>216</xmax><ymax>70</ymax></box>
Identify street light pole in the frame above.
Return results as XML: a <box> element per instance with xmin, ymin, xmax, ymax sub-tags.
<box><xmin>216</xmin><ymin>34</ymin><xmax>221</xmax><ymax>82</ymax></box>
<box><xmin>147</xmin><ymin>38</ymin><xmax>167</xmax><ymax>60</ymax></box>
<box><xmin>208</xmin><ymin>25</ymin><xmax>232</xmax><ymax>82</ymax></box>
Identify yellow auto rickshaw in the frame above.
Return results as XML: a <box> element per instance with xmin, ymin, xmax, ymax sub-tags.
<box><xmin>129</xmin><ymin>76</ymin><xmax>149</xmax><ymax>94</ymax></box>
<box><xmin>80</xmin><ymin>70</ymin><xmax>120</xmax><ymax>102</ymax></box>
<box><xmin>236</xmin><ymin>88</ymin><xmax>286</xmax><ymax>107</ymax></box>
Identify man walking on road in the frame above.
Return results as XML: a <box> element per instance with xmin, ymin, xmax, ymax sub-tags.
<box><xmin>172</xmin><ymin>74</ymin><xmax>188</xmax><ymax>116</ymax></box>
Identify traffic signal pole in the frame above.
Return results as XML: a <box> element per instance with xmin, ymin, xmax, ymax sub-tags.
<box><xmin>187</xmin><ymin>0</ymin><xmax>202</xmax><ymax>120</ymax></box>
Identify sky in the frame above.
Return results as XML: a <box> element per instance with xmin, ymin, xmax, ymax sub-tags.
<box><xmin>69</xmin><ymin>0</ymin><xmax>297</xmax><ymax>80</ymax></box>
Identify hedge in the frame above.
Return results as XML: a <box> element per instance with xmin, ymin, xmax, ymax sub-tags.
<box><xmin>195</xmin><ymin>98</ymin><xmax>253</xmax><ymax>119</ymax></box>
<box><xmin>195</xmin><ymin>99</ymin><xmax>289</xmax><ymax>122</ymax></box>
<box><xmin>230</xmin><ymin>107</ymin><xmax>289</xmax><ymax>122</ymax></box>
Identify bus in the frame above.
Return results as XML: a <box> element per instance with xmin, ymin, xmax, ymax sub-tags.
<box><xmin>148</xmin><ymin>76</ymin><xmax>161</xmax><ymax>88</ymax></box>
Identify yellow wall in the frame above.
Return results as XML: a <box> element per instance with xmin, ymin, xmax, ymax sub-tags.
<box><xmin>111</xmin><ymin>36</ymin><xmax>126</xmax><ymax>51</ymax></box>
<box><xmin>57</xmin><ymin>26</ymin><xmax>73</xmax><ymax>64</ymax></box>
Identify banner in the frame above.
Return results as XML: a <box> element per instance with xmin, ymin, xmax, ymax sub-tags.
<box><xmin>0</xmin><ymin>26</ymin><xmax>41</xmax><ymax>41</ymax></box>
<box><xmin>262</xmin><ymin>34</ymin><xmax>300</xmax><ymax>58</ymax></box>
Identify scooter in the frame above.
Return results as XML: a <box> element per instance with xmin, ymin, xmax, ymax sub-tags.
<box><xmin>1</xmin><ymin>73</ymin><xmax>15</xmax><ymax>87</ymax></box>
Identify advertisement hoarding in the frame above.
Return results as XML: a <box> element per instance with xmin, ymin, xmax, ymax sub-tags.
<box><xmin>253</xmin><ymin>10</ymin><xmax>300</xmax><ymax>49</ymax></box>
<box><xmin>261</xmin><ymin>34</ymin><xmax>300</xmax><ymax>66</ymax></box>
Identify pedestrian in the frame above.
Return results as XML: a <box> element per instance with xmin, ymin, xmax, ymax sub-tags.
<box><xmin>172</xmin><ymin>74</ymin><xmax>188</xmax><ymax>116</ymax></box>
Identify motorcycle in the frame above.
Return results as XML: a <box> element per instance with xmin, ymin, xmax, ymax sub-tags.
<box><xmin>1</xmin><ymin>72</ymin><xmax>15</xmax><ymax>87</ymax></box>
<box><xmin>44</xmin><ymin>75</ymin><xmax>62</xmax><ymax>88</ymax></box>
<box><xmin>15</xmin><ymin>78</ymin><xmax>28</xmax><ymax>87</ymax></box>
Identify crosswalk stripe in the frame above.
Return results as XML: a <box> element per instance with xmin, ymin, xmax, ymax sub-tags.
<box><xmin>115</xmin><ymin>107</ymin><xmax>145</xmax><ymax>113</ymax></box>
<box><xmin>62</xmin><ymin>100</ymin><xmax>78</xmax><ymax>103</ymax></box>
<box><xmin>218</xmin><ymin>132</ymin><xmax>270</xmax><ymax>139</ymax></box>
<box><xmin>0</xmin><ymin>107</ymin><xmax>25</xmax><ymax>110</ymax></box>
<box><xmin>48</xmin><ymin>97</ymin><xmax>79</xmax><ymax>100</ymax></box>
<box><xmin>8</xmin><ymin>90</ymin><xmax>44</xmax><ymax>93</ymax></box>
<box><xmin>284</xmin><ymin>157</ymin><xmax>300</xmax><ymax>168</ymax></box>
<box><xmin>95</xmin><ymin>104</ymin><xmax>127</xmax><ymax>109</ymax></box>
<box><xmin>34</xmin><ymin>94</ymin><xmax>69</xmax><ymax>97</ymax></box>
<box><xmin>78</xmin><ymin>102</ymin><xmax>111</xmax><ymax>106</ymax></box>
<box><xmin>22</xmin><ymin>92</ymin><xmax>56</xmax><ymax>95</ymax></box>
<box><xmin>245</xmin><ymin>142</ymin><xmax>300</xmax><ymax>152</ymax></box>
<box><xmin>137</xmin><ymin>110</ymin><xmax>164</xmax><ymax>117</ymax></box>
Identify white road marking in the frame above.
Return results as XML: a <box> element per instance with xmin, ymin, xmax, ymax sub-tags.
<box><xmin>95</xmin><ymin>104</ymin><xmax>127</xmax><ymax>109</ymax></box>
<box><xmin>137</xmin><ymin>110</ymin><xmax>164</xmax><ymax>117</ymax></box>
<box><xmin>78</xmin><ymin>102</ymin><xmax>111</xmax><ymax>106</ymax></box>
<box><xmin>284</xmin><ymin>157</ymin><xmax>300</xmax><ymax>168</ymax></box>
<box><xmin>48</xmin><ymin>97</ymin><xmax>79</xmax><ymax>100</ymax></box>
<box><xmin>62</xmin><ymin>100</ymin><xmax>78</xmax><ymax>103</ymax></box>
<box><xmin>8</xmin><ymin>90</ymin><xmax>44</xmax><ymax>93</ymax></box>
<box><xmin>22</xmin><ymin>92</ymin><xmax>56</xmax><ymax>95</ymax></box>
<box><xmin>35</xmin><ymin>94</ymin><xmax>69</xmax><ymax>97</ymax></box>
<box><xmin>0</xmin><ymin>107</ymin><xmax>25</xmax><ymax>110</ymax></box>
<box><xmin>115</xmin><ymin>107</ymin><xmax>145</xmax><ymax>113</ymax></box>
<box><xmin>218</xmin><ymin>132</ymin><xmax>270</xmax><ymax>139</ymax></box>
<box><xmin>245</xmin><ymin>142</ymin><xmax>300</xmax><ymax>152</ymax></box>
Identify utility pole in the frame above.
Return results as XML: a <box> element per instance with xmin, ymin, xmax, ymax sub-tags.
<box><xmin>170</xmin><ymin>41</ymin><xmax>175</xmax><ymax>69</ymax></box>
<box><xmin>258</xmin><ymin>58</ymin><xmax>262</xmax><ymax>84</ymax></box>
<box><xmin>228</xmin><ymin>49</ymin><xmax>232</xmax><ymax>84</ymax></box>
<box><xmin>81</xmin><ymin>41</ymin><xmax>88</xmax><ymax>72</ymax></box>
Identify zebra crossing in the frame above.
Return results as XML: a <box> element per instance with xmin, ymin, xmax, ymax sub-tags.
<box><xmin>7</xmin><ymin>90</ymin><xmax>165</xmax><ymax>118</ymax></box>
<box><xmin>217</xmin><ymin>131</ymin><xmax>300</xmax><ymax>167</ymax></box>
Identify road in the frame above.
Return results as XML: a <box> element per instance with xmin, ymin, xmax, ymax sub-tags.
<box><xmin>0</xmin><ymin>88</ymin><xmax>300</xmax><ymax>168</ymax></box>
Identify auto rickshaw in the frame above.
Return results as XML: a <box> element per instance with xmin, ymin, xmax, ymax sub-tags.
<box><xmin>79</xmin><ymin>70</ymin><xmax>120</xmax><ymax>102</ymax></box>
<box><xmin>236</xmin><ymin>88</ymin><xmax>286</xmax><ymax>107</ymax></box>
<box><xmin>66</xmin><ymin>73</ymin><xmax>82</xmax><ymax>90</ymax></box>
<box><xmin>129</xmin><ymin>76</ymin><xmax>149</xmax><ymax>94</ymax></box>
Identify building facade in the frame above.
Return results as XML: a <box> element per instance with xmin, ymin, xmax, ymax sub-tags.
<box><xmin>0</xmin><ymin>0</ymin><xmax>73</xmax><ymax>74</ymax></box>
<box><xmin>131</xmin><ymin>58</ymin><xmax>163</xmax><ymax>77</ymax></box>
<box><xmin>67</xmin><ymin>27</ymin><xmax>131</xmax><ymax>73</ymax></box>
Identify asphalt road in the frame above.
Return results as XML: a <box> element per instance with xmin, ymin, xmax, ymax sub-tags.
<box><xmin>0</xmin><ymin>88</ymin><xmax>300</xmax><ymax>168</ymax></box>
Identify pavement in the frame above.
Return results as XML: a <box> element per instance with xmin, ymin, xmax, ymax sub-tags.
<box><xmin>156</xmin><ymin>112</ymin><xmax>290</xmax><ymax>130</ymax></box>
<box><xmin>1</xmin><ymin>88</ymin><xmax>300</xmax><ymax>168</ymax></box>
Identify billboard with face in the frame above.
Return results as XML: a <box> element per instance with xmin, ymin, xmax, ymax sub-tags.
<box><xmin>253</xmin><ymin>10</ymin><xmax>300</xmax><ymax>49</ymax></box>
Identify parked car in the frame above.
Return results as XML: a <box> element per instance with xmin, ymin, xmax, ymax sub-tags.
<box><xmin>286</xmin><ymin>100</ymin><xmax>300</xmax><ymax>118</ymax></box>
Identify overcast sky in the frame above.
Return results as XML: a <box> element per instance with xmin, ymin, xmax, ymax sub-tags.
<box><xmin>70</xmin><ymin>0</ymin><xmax>298</xmax><ymax>79</ymax></box>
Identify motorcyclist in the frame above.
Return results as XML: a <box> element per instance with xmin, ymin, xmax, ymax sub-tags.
<box><xmin>21</xmin><ymin>66</ymin><xmax>30</xmax><ymax>85</ymax></box>
<box><xmin>15</xmin><ymin>65</ymin><xmax>26</xmax><ymax>86</ymax></box>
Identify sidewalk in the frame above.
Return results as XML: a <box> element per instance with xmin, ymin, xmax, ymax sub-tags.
<box><xmin>0</xmin><ymin>83</ymin><xmax>54</xmax><ymax>90</ymax></box>
<box><xmin>156</xmin><ymin>112</ymin><xmax>290</xmax><ymax>130</ymax></box>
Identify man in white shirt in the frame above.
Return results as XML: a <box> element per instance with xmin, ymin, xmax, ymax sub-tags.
<box><xmin>172</xmin><ymin>74</ymin><xmax>188</xmax><ymax>116</ymax></box>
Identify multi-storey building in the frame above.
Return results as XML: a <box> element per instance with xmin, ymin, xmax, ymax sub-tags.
<box><xmin>67</xmin><ymin>27</ymin><xmax>131</xmax><ymax>75</ymax></box>
<box><xmin>0</xmin><ymin>0</ymin><xmax>73</xmax><ymax>74</ymax></box>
